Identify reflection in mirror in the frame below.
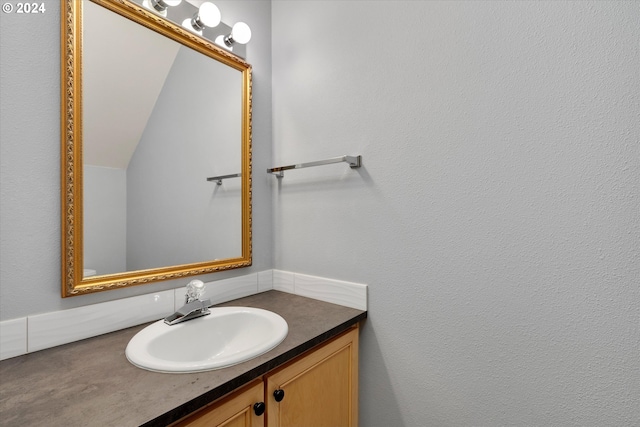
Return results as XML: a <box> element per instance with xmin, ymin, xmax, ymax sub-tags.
<box><xmin>83</xmin><ymin>2</ymin><xmax>241</xmax><ymax>275</ymax></box>
<box><xmin>61</xmin><ymin>0</ymin><xmax>252</xmax><ymax>296</ymax></box>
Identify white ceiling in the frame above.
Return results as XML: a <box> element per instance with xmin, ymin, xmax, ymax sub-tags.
<box><xmin>83</xmin><ymin>1</ymin><xmax>180</xmax><ymax>169</ymax></box>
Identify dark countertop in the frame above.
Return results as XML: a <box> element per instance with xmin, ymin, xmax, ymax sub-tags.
<box><xmin>0</xmin><ymin>291</ymin><xmax>366</xmax><ymax>427</ymax></box>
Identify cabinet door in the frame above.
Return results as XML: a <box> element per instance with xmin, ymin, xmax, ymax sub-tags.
<box><xmin>173</xmin><ymin>380</ymin><xmax>265</xmax><ymax>427</ymax></box>
<box><xmin>266</xmin><ymin>326</ymin><xmax>359</xmax><ymax>427</ymax></box>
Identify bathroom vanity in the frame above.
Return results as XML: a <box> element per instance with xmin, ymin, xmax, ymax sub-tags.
<box><xmin>174</xmin><ymin>327</ymin><xmax>358</xmax><ymax>427</ymax></box>
<box><xmin>0</xmin><ymin>291</ymin><xmax>366</xmax><ymax>426</ymax></box>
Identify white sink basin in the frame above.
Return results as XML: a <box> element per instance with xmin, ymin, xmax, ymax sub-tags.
<box><xmin>126</xmin><ymin>307</ymin><xmax>288</xmax><ymax>373</ymax></box>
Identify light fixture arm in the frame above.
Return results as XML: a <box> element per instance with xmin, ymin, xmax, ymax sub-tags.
<box><xmin>150</xmin><ymin>0</ymin><xmax>171</xmax><ymax>12</ymax></box>
<box><xmin>191</xmin><ymin>14</ymin><xmax>206</xmax><ymax>32</ymax></box>
<box><xmin>223</xmin><ymin>34</ymin><xmax>235</xmax><ymax>47</ymax></box>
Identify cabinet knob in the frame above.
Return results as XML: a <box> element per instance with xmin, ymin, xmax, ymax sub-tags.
<box><xmin>253</xmin><ymin>402</ymin><xmax>266</xmax><ymax>416</ymax></box>
<box><xmin>273</xmin><ymin>389</ymin><xmax>285</xmax><ymax>402</ymax></box>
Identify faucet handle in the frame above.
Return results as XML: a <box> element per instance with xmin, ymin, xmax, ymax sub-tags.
<box><xmin>186</xmin><ymin>279</ymin><xmax>205</xmax><ymax>302</ymax></box>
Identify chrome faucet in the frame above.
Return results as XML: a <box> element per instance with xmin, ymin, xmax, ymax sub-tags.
<box><xmin>164</xmin><ymin>280</ymin><xmax>212</xmax><ymax>325</ymax></box>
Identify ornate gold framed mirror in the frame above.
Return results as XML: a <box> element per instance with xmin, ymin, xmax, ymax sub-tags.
<box><xmin>61</xmin><ymin>0</ymin><xmax>252</xmax><ymax>297</ymax></box>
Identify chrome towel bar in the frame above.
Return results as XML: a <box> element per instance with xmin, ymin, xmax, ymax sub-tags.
<box><xmin>268</xmin><ymin>155</ymin><xmax>362</xmax><ymax>178</ymax></box>
<box><xmin>206</xmin><ymin>173</ymin><xmax>241</xmax><ymax>185</ymax></box>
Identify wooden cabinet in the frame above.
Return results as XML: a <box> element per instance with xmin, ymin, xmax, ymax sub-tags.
<box><xmin>266</xmin><ymin>327</ymin><xmax>359</xmax><ymax>427</ymax></box>
<box><xmin>174</xmin><ymin>380</ymin><xmax>265</xmax><ymax>427</ymax></box>
<box><xmin>173</xmin><ymin>326</ymin><xmax>359</xmax><ymax>427</ymax></box>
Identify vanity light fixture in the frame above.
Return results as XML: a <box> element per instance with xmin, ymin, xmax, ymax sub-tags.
<box><xmin>139</xmin><ymin>0</ymin><xmax>251</xmax><ymax>58</ymax></box>
<box><xmin>182</xmin><ymin>2</ymin><xmax>221</xmax><ymax>35</ymax></box>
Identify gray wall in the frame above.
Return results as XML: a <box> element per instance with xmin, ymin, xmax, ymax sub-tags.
<box><xmin>272</xmin><ymin>1</ymin><xmax>639</xmax><ymax>426</ymax></box>
<box><xmin>1</xmin><ymin>1</ymin><xmax>638</xmax><ymax>425</ymax></box>
<box><xmin>0</xmin><ymin>0</ymin><xmax>272</xmax><ymax>319</ymax></box>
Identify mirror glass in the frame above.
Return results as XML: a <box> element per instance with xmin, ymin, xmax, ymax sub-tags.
<box><xmin>61</xmin><ymin>0</ymin><xmax>252</xmax><ymax>296</ymax></box>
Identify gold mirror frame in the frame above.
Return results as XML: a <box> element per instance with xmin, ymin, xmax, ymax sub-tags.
<box><xmin>61</xmin><ymin>0</ymin><xmax>252</xmax><ymax>297</ymax></box>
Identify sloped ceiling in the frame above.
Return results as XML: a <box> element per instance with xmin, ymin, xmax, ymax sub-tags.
<box><xmin>83</xmin><ymin>1</ymin><xmax>180</xmax><ymax>169</ymax></box>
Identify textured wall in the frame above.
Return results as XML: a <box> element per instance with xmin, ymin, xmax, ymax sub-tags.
<box><xmin>272</xmin><ymin>1</ymin><xmax>639</xmax><ymax>425</ymax></box>
<box><xmin>0</xmin><ymin>0</ymin><xmax>272</xmax><ymax>319</ymax></box>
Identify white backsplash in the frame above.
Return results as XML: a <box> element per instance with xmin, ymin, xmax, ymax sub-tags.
<box><xmin>27</xmin><ymin>291</ymin><xmax>174</xmax><ymax>353</ymax></box>
<box><xmin>273</xmin><ymin>270</ymin><xmax>367</xmax><ymax>310</ymax></box>
<box><xmin>0</xmin><ymin>270</ymin><xmax>367</xmax><ymax>361</ymax></box>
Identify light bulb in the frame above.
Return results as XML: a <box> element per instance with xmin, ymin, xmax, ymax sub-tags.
<box><xmin>198</xmin><ymin>2</ymin><xmax>221</xmax><ymax>28</ymax></box>
<box><xmin>231</xmin><ymin>22</ymin><xmax>251</xmax><ymax>44</ymax></box>
<box><xmin>188</xmin><ymin>2</ymin><xmax>221</xmax><ymax>33</ymax></box>
<box><xmin>163</xmin><ymin>0</ymin><xmax>181</xmax><ymax>5</ymax></box>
